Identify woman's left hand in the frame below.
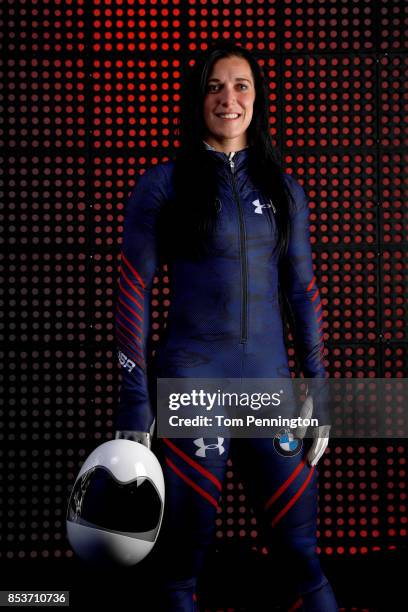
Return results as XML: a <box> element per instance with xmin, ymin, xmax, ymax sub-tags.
<box><xmin>306</xmin><ymin>425</ymin><xmax>331</xmax><ymax>466</ymax></box>
<box><xmin>293</xmin><ymin>395</ymin><xmax>331</xmax><ymax>466</ymax></box>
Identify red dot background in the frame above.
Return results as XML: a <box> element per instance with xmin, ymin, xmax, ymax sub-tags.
<box><xmin>0</xmin><ymin>0</ymin><xmax>407</xmax><ymax>562</ymax></box>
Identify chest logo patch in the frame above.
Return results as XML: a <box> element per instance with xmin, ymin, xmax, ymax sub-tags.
<box><xmin>252</xmin><ymin>198</ymin><xmax>275</xmax><ymax>215</ymax></box>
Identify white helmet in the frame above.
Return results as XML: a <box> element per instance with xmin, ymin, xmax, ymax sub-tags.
<box><xmin>66</xmin><ymin>439</ymin><xmax>165</xmax><ymax>567</ymax></box>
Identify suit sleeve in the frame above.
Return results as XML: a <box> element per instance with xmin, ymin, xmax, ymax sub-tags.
<box><xmin>114</xmin><ymin>164</ymin><xmax>166</xmax><ymax>433</ymax></box>
<box><xmin>280</xmin><ymin>174</ymin><xmax>330</xmax><ymax>425</ymax></box>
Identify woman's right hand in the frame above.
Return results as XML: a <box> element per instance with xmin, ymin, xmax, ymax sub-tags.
<box><xmin>114</xmin><ymin>430</ymin><xmax>152</xmax><ymax>450</ymax></box>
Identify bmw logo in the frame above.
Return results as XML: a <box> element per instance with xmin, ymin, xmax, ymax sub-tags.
<box><xmin>273</xmin><ymin>428</ymin><xmax>303</xmax><ymax>457</ymax></box>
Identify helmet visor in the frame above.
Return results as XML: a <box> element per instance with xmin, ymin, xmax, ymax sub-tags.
<box><xmin>67</xmin><ymin>466</ymin><xmax>163</xmax><ymax>541</ymax></box>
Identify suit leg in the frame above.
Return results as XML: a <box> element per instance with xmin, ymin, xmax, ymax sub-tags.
<box><xmin>156</xmin><ymin>436</ymin><xmax>230</xmax><ymax>611</ymax></box>
<box><xmin>231</xmin><ymin>436</ymin><xmax>339</xmax><ymax>611</ymax></box>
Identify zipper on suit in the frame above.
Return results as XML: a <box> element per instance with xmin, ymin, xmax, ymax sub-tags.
<box><xmin>228</xmin><ymin>154</ymin><xmax>248</xmax><ymax>343</ymax></box>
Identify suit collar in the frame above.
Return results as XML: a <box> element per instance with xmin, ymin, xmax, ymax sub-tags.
<box><xmin>202</xmin><ymin>140</ymin><xmax>249</xmax><ymax>168</ymax></box>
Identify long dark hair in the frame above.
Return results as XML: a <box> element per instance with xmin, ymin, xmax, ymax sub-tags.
<box><xmin>159</xmin><ymin>41</ymin><xmax>295</xmax><ymax>263</ymax></box>
<box><xmin>157</xmin><ymin>42</ymin><xmax>301</xmax><ymax>373</ymax></box>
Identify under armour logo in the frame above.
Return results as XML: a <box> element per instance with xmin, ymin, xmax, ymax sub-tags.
<box><xmin>252</xmin><ymin>198</ymin><xmax>276</xmax><ymax>215</ymax></box>
<box><xmin>193</xmin><ymin>437</ymin><xmax>225</xmax><ymax>458</ymax></box>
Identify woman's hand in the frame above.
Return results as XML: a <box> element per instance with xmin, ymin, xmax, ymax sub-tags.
<box><xmin>293</xmin><ymin>395</ymin><xmax>331</xmax><ymax>467</ymax></box>
<box><xmin>114</xmin><ymin>430</ymin><xmax>152</xmax><ymax>450</ymax></box>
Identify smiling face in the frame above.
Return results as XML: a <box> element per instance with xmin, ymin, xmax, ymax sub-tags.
<box><xmin>202</xmin><ymin>55</ymin><xmax>256</xmax><ymax>153</ymax></box>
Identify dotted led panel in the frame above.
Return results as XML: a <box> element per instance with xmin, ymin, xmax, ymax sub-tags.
<box><xmin>91</xmin><ymin>58</ymin><xmax>182</xmax><ymax>150</ymax></box>
<box><xmin>0</xmin><ymin>446</ymin><xmax>86</xmax><ymax>560</ymax></box>
<box><xmin>283</xmin><ymin>55</ymin><xmax>378</xmax><ymax>148</ymax></box>
<box><xmin>4</xmin><ymin>1</ymin><xmax>86</xmax><ymax>54</ymax></box>
<box><xmin>0</xmin><ymin>0</ymin><xmax>407</xmax><ymax>568</ymax></box>
<box><xmin>0</xmin><ymin>348</ymin><xmax>90</xmax><ymax>444</ymax></box>
<box><xmin>1</xmin><ymin>253</ymin><xmax>88</xmax><ymax>346</ymax></box>
<box><xmin>3</xmin><ymin>58</ymin><xmax>87</xmax><ymax>149</ymax></box>
<box><xmin>92</xmin><ymin>2</ymin><xmax>183</xmax><ymax>53</ymax></box>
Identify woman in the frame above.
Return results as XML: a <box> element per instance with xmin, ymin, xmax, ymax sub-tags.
<box><xmin>114</xmin><ymin>43</ymin><xmax>338</xmax><ymax>611</ymax></box>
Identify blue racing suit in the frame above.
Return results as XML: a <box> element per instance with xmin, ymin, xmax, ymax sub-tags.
<box><xmin>114</xmin><ymin>143</ymin><xmax>338</xmax><ymax>611</ymax></box>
